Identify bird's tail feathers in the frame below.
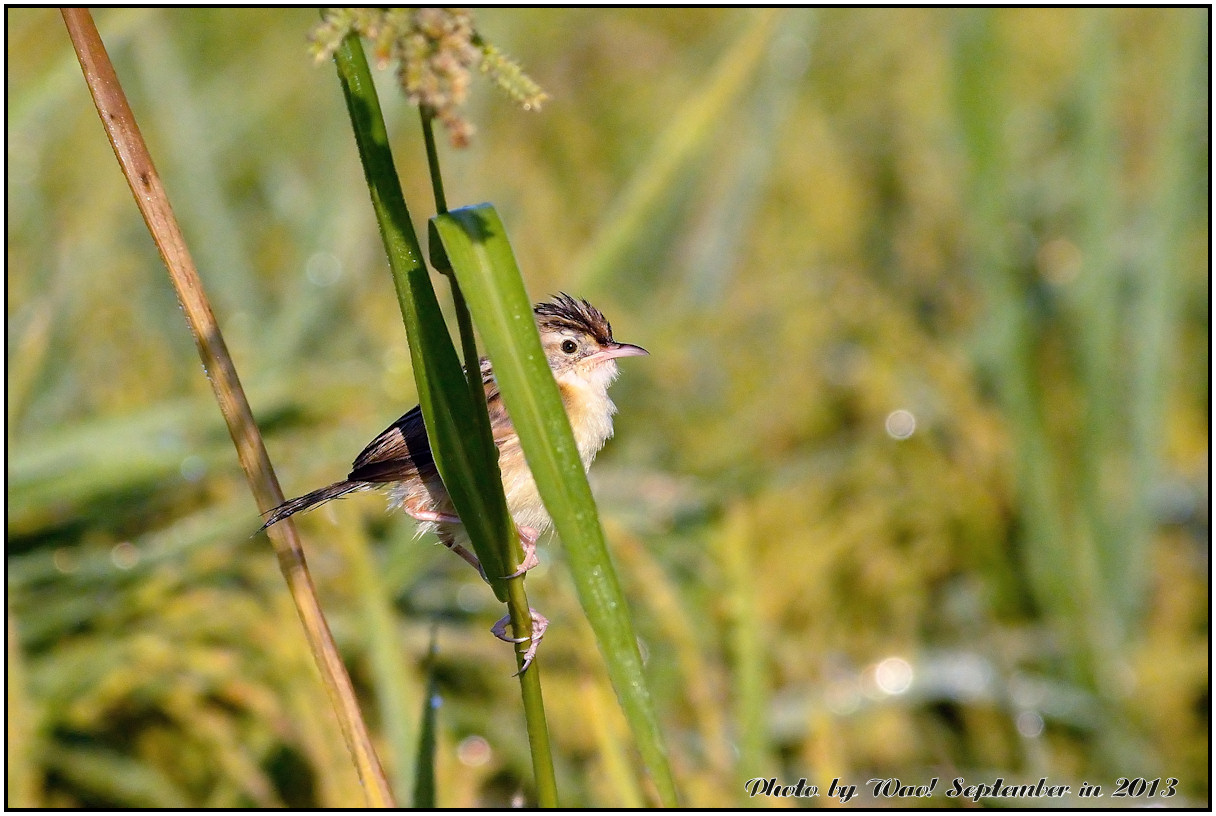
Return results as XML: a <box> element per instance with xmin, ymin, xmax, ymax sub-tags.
<box><xmin>259</xmin><ymin>481</ymin><xmax>367</xmax><ymax>531</ymax></box>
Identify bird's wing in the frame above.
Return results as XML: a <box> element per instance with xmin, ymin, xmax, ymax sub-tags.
<box><xmin>347</xmin><ymin>404</ymin><xmax>434</xmax><ymax>484</ymax></box>
<box><xmin>482</xmin><ymin>360</ymin><xmax>519</xmax><ymax>449</ymax></box>
<box><xmin>347</xmin><ymin>358</ymin><xmax>518</xmax><ymax>484</ymax></box>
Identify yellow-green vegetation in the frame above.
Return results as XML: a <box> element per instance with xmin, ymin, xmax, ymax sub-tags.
<box><xmin>7</xmin><ymin>7</ymin><xmax>1208</xmax><ymax>808</ymax></box>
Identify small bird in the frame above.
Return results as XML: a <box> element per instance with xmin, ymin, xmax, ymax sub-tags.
<box><xmin>261</xmin><ymin>294</ymin><xmax>647</xmax><ymax>670</ymax></box>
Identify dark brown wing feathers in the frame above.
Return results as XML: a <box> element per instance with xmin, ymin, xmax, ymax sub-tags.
<box><xmin>347</xmin><ymin>358</ymin><xmax>514</xmax><ymax>483</ymax></box>
<box><xmin>263</xmin><ymin>344</ymin><xmax>522</xmax><ymax>530</ymax></box>
<box><xmin>348</xmin><ymin>404</ymin><xmax>434</xmax><ymax>483</ymax></box>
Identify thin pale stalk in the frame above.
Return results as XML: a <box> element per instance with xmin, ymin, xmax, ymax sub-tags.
<box><xmin>7</xmin><ymin>613</ymin><xmax>39</xmax><ymax>808</ymax></box>
<box><xmin>60</xmin><ymin>8</ymin><xmax>394</xmax><ymax>807</ymax></box>
<box><xmin>581</xmin><ymin>679</ymin><xmax>645</xmax><ymax>808</ymax></box>
<box><xmin>609</xmin><ymin>522</ymin><xmax>732</xmax><ymax>780</ymax></box>
<box><xmin>421</xmin><ymin>103</ymin><xmax>559</xmax><ymax>809</ymax></box>
<box><xmin>571</xmin><ymin>8</ymin><xmax>782</xmax><ymax>291</ymax></box>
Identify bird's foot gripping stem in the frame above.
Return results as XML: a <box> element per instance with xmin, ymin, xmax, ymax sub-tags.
<box><xmin>503</xmin><ymin>525</ymin><xmax>541</xmax><ymax>579</ymax></box>
<box><xmin>491</xmin><ymin>608</ymin><xmax>550</xmax><ymax>674</ymax></box>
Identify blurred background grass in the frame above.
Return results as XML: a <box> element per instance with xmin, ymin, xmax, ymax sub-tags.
<box><xmin>7</xmin><ymin>7</ymin><xmax>1209</xmax><ymax>808</ymax></box>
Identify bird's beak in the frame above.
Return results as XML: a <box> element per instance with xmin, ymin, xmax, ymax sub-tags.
<box><xmin>591</xmin><ymin>342</ymin><xmax>649</xmax><ymax>363</ymax></box>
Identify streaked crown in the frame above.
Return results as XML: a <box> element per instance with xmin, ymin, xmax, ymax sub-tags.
<box><xmin>533</xmin><ymin>293</ymin><xmax>615</xmax><ymax>346</ymax></box>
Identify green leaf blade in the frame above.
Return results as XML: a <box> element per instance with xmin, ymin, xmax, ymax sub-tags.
<box><xmin>331</xmin><ymin>36</ymin><xmax>516</xmax><ymax>600</ymax></box>
<box><xmin>432</xmin><ymin>204</ymin><xmax>679</xmax><ymax>807</ymax></box>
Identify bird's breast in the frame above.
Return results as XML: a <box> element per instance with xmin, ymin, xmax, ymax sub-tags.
<box><xmin>558</xmin><ymin>378</ymin><xmax>618</xmax><ymax>469</ymax></box>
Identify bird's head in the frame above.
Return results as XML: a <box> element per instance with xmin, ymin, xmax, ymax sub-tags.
<box><xmin>534</xmin><ymin>293</ymin><xmax>648</xmax><ymax>391</ymax></box>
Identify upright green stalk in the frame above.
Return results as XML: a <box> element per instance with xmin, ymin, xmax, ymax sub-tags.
<box><xmin>337</xmin><ymin>524</ymin><xmax>419</xmax><ymax>798</ymax></box>
<box><xmin>713</xmin><ymin>505</ymin><xmax>768</xmax><ymax>803</ymax></box>
<box><xmin>412</xmin><ymin>633</ymin><xmax>439</xmax><ymax>808</ymax></box>
<box><xmin>420</xmin><ymin>109</ymin><xmax>558</xmax><ymax>807</ymax></box>
<box><xmin>1071</xmin><ymin>12</ymin><xmax>1121</xmax><ymax>638</ymax></box>
<box><xmin>329</xmin><ymin>34</ymin><xmax>514</xmax><ymax>597</ymax></box>
<box><xmin>952</xmin><ymin>9</ymin><xmax>1102</xmax><ymax>694</ymax></box>
<box><xmin>329</xmin><ymin>35</ymin><xmax>557</xmax><ymax>806</ymax></box>
<box><xmin>432</xmin><ymin>205</ymin><xmax>680</xmax><ymax>806</ymax></box>
<box><xmin>1125</xmin><ymin>10</ymin><xmax>1205</xmax><ymax>630</ymax></box>
<box><xmin>421</xmin><ymin>109</ymin><xmax>449</xmax><ymax>215</ymax></box>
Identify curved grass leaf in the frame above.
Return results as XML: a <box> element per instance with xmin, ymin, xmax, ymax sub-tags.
<box><xmin>432</xmin><ymin>204</ymin><xmax>679</xmax><ymax>807</ymax></box>
<box><xmin>330</xmin><ymin>35</ymin><xmax>516</xmax><ymax>600</ymax></box>
<box><xmin>330</xmin><ymin>34</ymin><xmax>559</xmax><ymax>806</ymax></box>
<box><xmin>46</xmin><ymin>745</ymin><xmax>191</xmax><ymax>808</ymax></box>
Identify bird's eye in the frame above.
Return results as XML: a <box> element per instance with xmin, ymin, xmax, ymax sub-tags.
<box><xmin>561</xmin><ymin>339</ymin><xmax>578</xmax><ymax>355</ymax></box>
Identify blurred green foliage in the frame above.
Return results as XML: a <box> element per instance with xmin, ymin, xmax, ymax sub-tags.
<box><xmin>7</xmin><ymin>7</ymin><xmax>1209</xmax><ymax>808</ymax></box>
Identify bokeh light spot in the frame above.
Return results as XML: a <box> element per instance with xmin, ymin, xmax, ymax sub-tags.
<box><xmin>306</xmin><ymin>251</ymin><xmax>343</xmax><ymax>286</ymax></box>
<box><xmin>1016</xmin><ymin>710</ymin><xmax>1045</xmax><ymax>738</ymax></box>
<box><xmin>875</xmin><ymin>656</ymin><xmax>914</xmax><ymax>695</ymax></box>
<box><xmin>111</xmin><ymin>542</ymin><xmax>140</xmax><ymax>570</ymax></box>
<box><xmin>885</xmin><ymin>409</ymin><xmax>917</xmax><ymax>440</ymax></box>
<box><xmin>456</xmin><ymin>734</ymin><xmax>492</xmax><ymax>767</ymax></box>
<box><xmin>52</xmin><ymin>548</ymin><xmax>78</xmax><ymax>574</ymax></box>
<box><xmin>180</xmin><ymin>455</ymin><xmax>207</xmax><ymax>482</ymax></box>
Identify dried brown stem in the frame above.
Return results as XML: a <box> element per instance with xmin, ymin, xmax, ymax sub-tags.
<box><xmin>59</xmin><ymin>8</ymin><xmax>394</xmax><ymax>807</ymax></box>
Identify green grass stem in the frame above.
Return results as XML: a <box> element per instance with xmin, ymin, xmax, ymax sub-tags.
<box><xmin>950</xmin><ymin>9</ymin><xmax>1108</xmax><ymax>695</ymax></box>
<box><xmin>713</xmin><ymin>505</ymin><xmax>769</xmax><ymax>803</ymax></box>
<box><xmin>329</xmin><ymin>34</ymin><xmax>516</xmax><ymax>599</ymax></box>
<box><xmin>1126</xmin><ymin>10</ymin><xmax>1206</xmax><ymax>626</ymax></box>
<box><xmin>329</xmin><ymin>33</ymin><xmax>559</xmax><ymax>806</ymax></box>
<box><xmin>412</xmin><ymin>635</ymin><xmax>439</xmax><ymax>808</ymax></box>
<box><xmin>432</xmin><ymin>204</ymin><xmax>680</xmax><ymax>806</ymax></box>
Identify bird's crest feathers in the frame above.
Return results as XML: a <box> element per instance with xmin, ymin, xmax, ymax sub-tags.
<box><xmin>533</xmin><ymin>293</ymin><xmax>615</xmax><ymax>346</ymax></box>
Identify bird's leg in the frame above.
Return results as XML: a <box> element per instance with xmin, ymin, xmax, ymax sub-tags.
<box><xmin>491</xmin><ymin>608</ymin><xmax>550</xmax><ymax>674</ymax></box>
<box><xmin>403</xmin><ymin>506</ymin><xmax>489</xmax><ymax>582</ymax></box>
<box><xmin>403</xmin><ymin>503</ymin><xmax>541</xmax><ymax>583</ymax></box>
<box><xmin>503</xmin><ymin>525</ymin><xmax>542</xmax><ymax>579</ymax></box>
<box><xmin>439</xmin><ymin>534</ymin><xmax>489</xmax><ymax>583</ymax></box>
